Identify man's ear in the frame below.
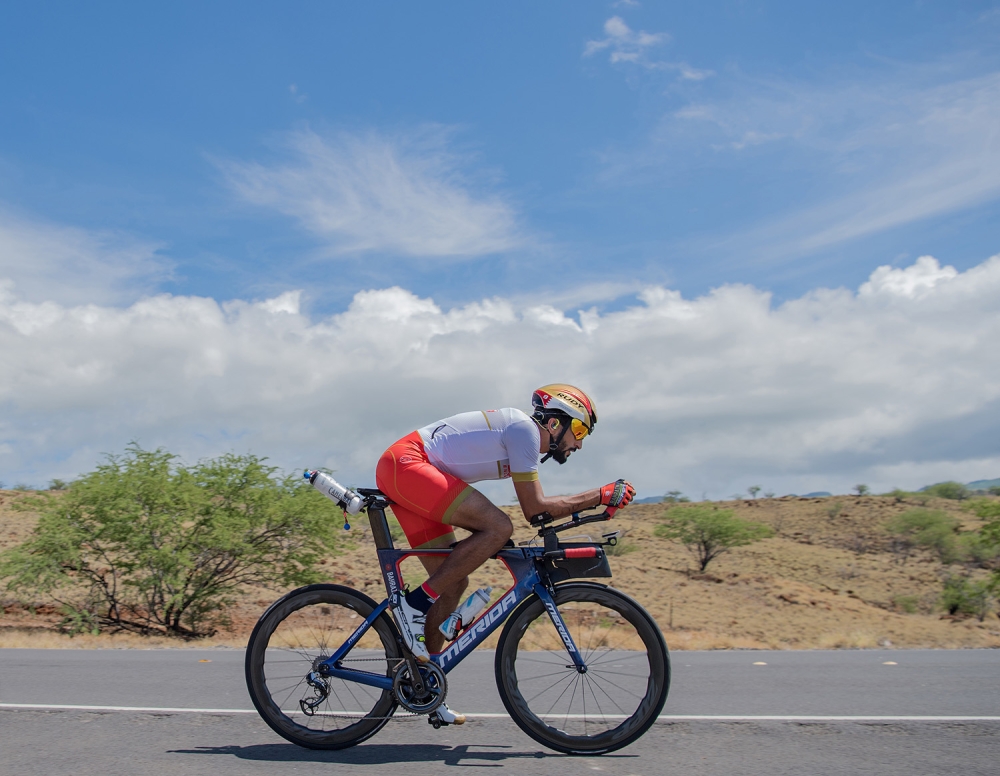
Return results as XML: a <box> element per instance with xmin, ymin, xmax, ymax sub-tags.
<box><xmin>549</xmin><ymin>418</ymin><xmax>560</xmax><ymax>431</ymax></box>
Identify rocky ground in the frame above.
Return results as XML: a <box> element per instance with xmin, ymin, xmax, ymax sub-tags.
<box><xmin>1</xmin><ymin>488</ymin><xmax>998</xmax><ymax>650</ymax></box>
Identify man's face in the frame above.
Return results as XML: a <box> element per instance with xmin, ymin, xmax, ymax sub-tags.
<box><xmin>548</xmin><ymin>417</ymin><xmax>585</xmax><ymax>464</ymax></box>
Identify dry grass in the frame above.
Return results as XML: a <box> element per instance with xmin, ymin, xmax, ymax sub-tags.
<box><xmin>3</xmin><ymin>489</ymin><xmax>1000</xmax><ymax>651</ymax></box>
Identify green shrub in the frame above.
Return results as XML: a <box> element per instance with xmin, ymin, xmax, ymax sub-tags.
<box><xmin>885</xmin><ymin>508</ymin><xmax>960</xmax><ymax>563</ymax></box>
<box><xmin>957</xmin><ymin>533</ymin><xmax>1000</xmax><ymax>569</ymax></box>
<box><xmin>924</xmin><ymin>481</ymin><xmax>970</xmax><ymax>501</ymax></box>
<box><xmin>0</xmin><ymin>445</ymin><xmax>342</xmax><ymax>638</ymax></box>
<box><xmin>892</xmin><ymin>595</ymin><xmax>919</xmax><ymax>614</ymax></box>
<box><xmin>886</xmin><ymin>488</ymin><xmax>909</xmax><ymax>503</ymax></box>
<box><xmin>940</xmin><ymin>576</ymin><xmax>995</xmax><ymax>621</ymax></box>
<box><xmin>655</xmin><ymin>505</ymin><xmax>774</xmax><ymax>572</ymax></box>
<box><xmin>969</xmin><ymin>499</ymin><xmax>1000</xmax><ymax>522</ymax></box>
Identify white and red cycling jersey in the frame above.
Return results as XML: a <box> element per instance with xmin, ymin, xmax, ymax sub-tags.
<box><xmin>417</xmin><ymin>408</ymin><xmax>541</xmax><ymax>484</ymax></box>
<box><xmin>376</xmin><ymin>408</ymin><xmax>540</xmax><ymax>549</ymax></box>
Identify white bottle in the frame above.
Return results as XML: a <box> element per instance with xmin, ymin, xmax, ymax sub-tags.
<box><xmin>439</xmin><ymin>587</ymin><xmax>493</xmax><ymax>641</ymax></box>
<box><xmin>308</xmin><ymin>471</ymin><xmax>364</xmax><ymax>514</ymax></box>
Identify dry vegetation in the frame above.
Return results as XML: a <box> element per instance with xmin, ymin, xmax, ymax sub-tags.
<box><xmin>2</xmin><ymin>488</ymin><xmax>999</xmax><ymax>650</ymax></box>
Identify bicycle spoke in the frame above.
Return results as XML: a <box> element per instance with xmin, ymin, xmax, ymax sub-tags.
<box><xmin>498</xmin><ymin>584</ymin><xmax>668</xmax><ymax>753</ymax></box>
<box><xmin>247</xmin><ymin>586</ymin><xmax>399</xmax><ymax>748</ymax></box>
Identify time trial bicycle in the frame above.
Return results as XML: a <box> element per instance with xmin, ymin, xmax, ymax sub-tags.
<box><xmin>245</xmin><ymin>487</ymin><xmax>670</xmax><ymax>755</ymax></box>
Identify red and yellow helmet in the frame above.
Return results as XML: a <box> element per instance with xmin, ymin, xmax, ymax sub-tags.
<box><xmin>531</xmin><ymin>384</ymin><xmax>598</xmax><ymax>440</ymax></box>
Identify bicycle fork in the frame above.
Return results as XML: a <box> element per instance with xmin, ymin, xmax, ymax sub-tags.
<box><xmin>533</xmin><ymin>584</ymin><xmax>588</xmax><ymax>673</ymax></box>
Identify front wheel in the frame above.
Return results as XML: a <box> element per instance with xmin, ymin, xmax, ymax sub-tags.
<box><xmin>495</xmin><ymin>583</ymin><xmax>669</xmax><ymax>755</ymax></box>
<box><xmin>245</xmin><ymin>584</ymin><xmax>401</xmax><ymax>750</ymax></box>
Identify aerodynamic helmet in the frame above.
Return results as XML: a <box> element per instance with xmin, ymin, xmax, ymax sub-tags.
<box><xmin>531</xmin><ymin>383</ymin><xmax>597</xmax><ymax>441</ymax></box>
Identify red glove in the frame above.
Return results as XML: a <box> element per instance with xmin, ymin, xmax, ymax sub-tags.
<box><xmin>600</xmin><ymin>479</ymin><xmax>635</xmax><ymax>509</ymax></box>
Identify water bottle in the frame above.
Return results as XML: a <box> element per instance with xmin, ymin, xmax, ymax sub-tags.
<box><xmin>439</xmin><ymin>587</ymin><xmax>493</xmax><ymax>641</ymax></box>
<box><xmin>307</xmin><ymin>470</ymin><xmax>364</xmax><ymax>515</ymax></box>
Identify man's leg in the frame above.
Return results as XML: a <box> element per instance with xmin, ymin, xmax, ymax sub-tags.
<box><xmin>418</xmin><ymin>489</ymin><xmax>513</xmax><ymax>653</ymax></box>
<box><xmin>416</xmin><ymin>557</ymin><xmax>466</xmax><ymax>654</ymax></box>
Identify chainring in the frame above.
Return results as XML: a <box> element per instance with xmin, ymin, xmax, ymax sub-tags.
<box><xmin>392</xmin><ymin>661</ymin><xmax>447</xmax><ymax>715</ymax></box>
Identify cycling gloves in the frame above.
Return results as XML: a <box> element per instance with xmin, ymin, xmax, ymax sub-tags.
<box><xmin>600</xmin><ymin>479</ymin><xmax>636</xmax><ymax>509</ymax></box>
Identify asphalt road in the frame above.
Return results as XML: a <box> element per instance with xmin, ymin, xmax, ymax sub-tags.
<box><xmin>1</xmin><ymin>648</ymin><xmax>998</xmax><ymax>775</ymax></box>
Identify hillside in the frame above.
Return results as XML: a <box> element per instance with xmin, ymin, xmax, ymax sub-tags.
<box><xmin>1</xmin><ymin>489</ymin><xmax>998</xmax><ymax>650</ymax></box>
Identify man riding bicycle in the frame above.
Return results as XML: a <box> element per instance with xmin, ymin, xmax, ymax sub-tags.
<box><xmin>375</xmin><ymin>383</ymin><xmax>636</xmax><ymax>725</ymax></box>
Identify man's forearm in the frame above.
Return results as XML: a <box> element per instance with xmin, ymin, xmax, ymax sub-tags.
<box><xmin>524</xmin><ymin>487</ymin><xmax>601</xmax><ymax>520</ymax></box>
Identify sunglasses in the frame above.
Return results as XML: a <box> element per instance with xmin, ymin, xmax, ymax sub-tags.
<box><xmin>569</xmin><ymin>418</ymin><xmax>591</xmax><ymax>440</ymax></box>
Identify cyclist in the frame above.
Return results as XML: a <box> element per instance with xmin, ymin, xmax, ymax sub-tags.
<box><xmin>375</xmin><ymin>383</ymin><xmax>636</xmax><ymax>724</ymax></box>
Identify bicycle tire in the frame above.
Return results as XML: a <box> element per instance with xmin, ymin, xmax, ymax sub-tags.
<box><xmin>495</xmin><ymin>582</ymin><xmax>669</xmax><ymax>755</ymax></box>
<box><xmin>245</xmin><ymin>584</ymin><xmax>401</xmax><ymax>750</ymax></box>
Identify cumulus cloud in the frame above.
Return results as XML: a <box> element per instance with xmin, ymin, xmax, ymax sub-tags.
<box><xmin>219</xmin><ymin>128</ymin><xmax>525</xmax><ymax>258</ymax></box>
<box><xmin>2</xmin><ymin>254</ymin><xmax>998</xmax><ymax>501</ymax></box>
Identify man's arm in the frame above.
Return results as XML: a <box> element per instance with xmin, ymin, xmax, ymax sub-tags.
<box><xmin>513</xmin><ymin>479</ymin><xmax>601</xmax><ymax>522</ymax></box>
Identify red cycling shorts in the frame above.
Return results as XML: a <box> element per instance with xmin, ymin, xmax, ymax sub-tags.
<box><xmin>375</xmin><ymin>431</ymin><xmax>473</xmax><ymax>549</ymax></box>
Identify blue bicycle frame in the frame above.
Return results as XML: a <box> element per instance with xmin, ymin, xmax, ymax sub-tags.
<box><xmin>316</xmin><ymin>544</ymin><xmax>584</xmax><ymax>691</ymax></box>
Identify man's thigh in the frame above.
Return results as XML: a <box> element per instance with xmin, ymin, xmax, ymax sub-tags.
<box><xmin>446</xmin><ymin>489</ymin><xmax>514</xmax><ymax>535</ymax></box>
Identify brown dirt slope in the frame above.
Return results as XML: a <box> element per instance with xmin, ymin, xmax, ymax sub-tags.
<box><xmin>2</xmin><ymin>488</ymin><xmax>998</xmax><ymax>650</ymax></box>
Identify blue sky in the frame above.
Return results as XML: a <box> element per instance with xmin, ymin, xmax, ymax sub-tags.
<box><xmin>4</xmin><ymin>2</ymin><xmax>998</xmax><ymax>308</ymax></box>
<box><xmin>1</xmin><ymin>2</ymin><xmax>999</xmax><ymax>497</ymax></box>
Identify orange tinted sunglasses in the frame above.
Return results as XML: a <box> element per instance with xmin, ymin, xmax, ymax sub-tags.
<box><xmin>569</xmin><ymin>418</ymin><xmax>591</xmax><ymax>440</ymax></box>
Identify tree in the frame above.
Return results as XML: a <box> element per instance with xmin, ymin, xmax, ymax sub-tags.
<box><xmin>0</xmin><ymin>445</ymin><xmax>342</xmax><ymax>637</ymax></box>
<box><xmin>940</xmin><ymin>575</ymin><xmax>995</xmax><ymax>621</ymax></box>
<box><xmin>747</xmin><ymin>486</ymin><xmax>761</xmax><ymax>499</ymax></box>
<box><xmin>885</xmin><ymin>508</ymin><xmax>960</xmax><ymax>564</ymax></box>
<box><xmin>924</xmin><ymin>481</ymin><xmax>970</xmax><ymax>501</ymax></box>
<box><xmin>655</xmin><ymin>505</ymin><xmax>774</xmax><ymax>572</ymax></box>
<box><xmin>854</xmin><ymin>484</ymin><xmax>870</xmax><ymax>496</ymax></box>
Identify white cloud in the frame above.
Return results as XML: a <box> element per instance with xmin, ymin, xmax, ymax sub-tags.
<box><xmin>640</xmin><ymin>69</ymin><xmax>1000</xmax><ymax>262</ymax></box>
<box><xmin>0</xmin><ymin>211</ymin><xmax>168</xmax><ymax>306</ymax></box>
<box><xmin>583</xmin><ymin>15</ymin><xmax>710</xmax><ymax>81</ymax></box>
<box><xmin>584</xmin><ymin>16</ymin><xmax>670</xmax><ymax>66</ymax></box>
<box><xmin>2</xmin><ymin>254</ymin><xmax>998</xmax><ymax>502</ymax></box>
<box><xmin>219</xmin><ymin>128</ymin><xmax>525</xmax><ymax>258</ymax></box>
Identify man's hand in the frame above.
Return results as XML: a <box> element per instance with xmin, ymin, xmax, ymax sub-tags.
<box><xmin>600</xmin><ymin>479</ymin><xmax>636</xmax><ymax>509</ymax></box>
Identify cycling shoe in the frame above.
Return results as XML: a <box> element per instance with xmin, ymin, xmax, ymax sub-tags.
<box><xmin>393</xmin><ymin>597</ymin><xmax>430</xmax><ymax>663</ymax></box>
<box><xmin>429</xmin><ymin>704</ymin><xmax>466</xmax><ymax>727</ymax></box>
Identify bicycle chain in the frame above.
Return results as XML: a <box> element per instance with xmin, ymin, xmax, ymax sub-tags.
<box><xmin>297</xmin><ymin>657</ymin><xmax>439</xmax><ymax>721</ymax></box>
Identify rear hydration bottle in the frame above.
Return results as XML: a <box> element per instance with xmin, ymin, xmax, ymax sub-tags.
<box><xmin>439</xmin><ymin>587</ymin><xmax>493</xmax><ymax>641</ymax></box>
<box><xmin>306</xmin><ymin>470</ymin><xmax>364</xmax><ymax>515</ymax></box>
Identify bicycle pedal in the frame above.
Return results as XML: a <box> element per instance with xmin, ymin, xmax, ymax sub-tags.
<box><xmin>428</xmin><ymin>716</ymin><xmax>446</xmax><ymax>729</ymax></box>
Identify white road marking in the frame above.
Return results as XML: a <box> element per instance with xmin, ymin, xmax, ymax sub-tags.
<box><xmin>1</xmin><ymin>703</ymin><xmax>998</xmax><ymax>722</ymax></box>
